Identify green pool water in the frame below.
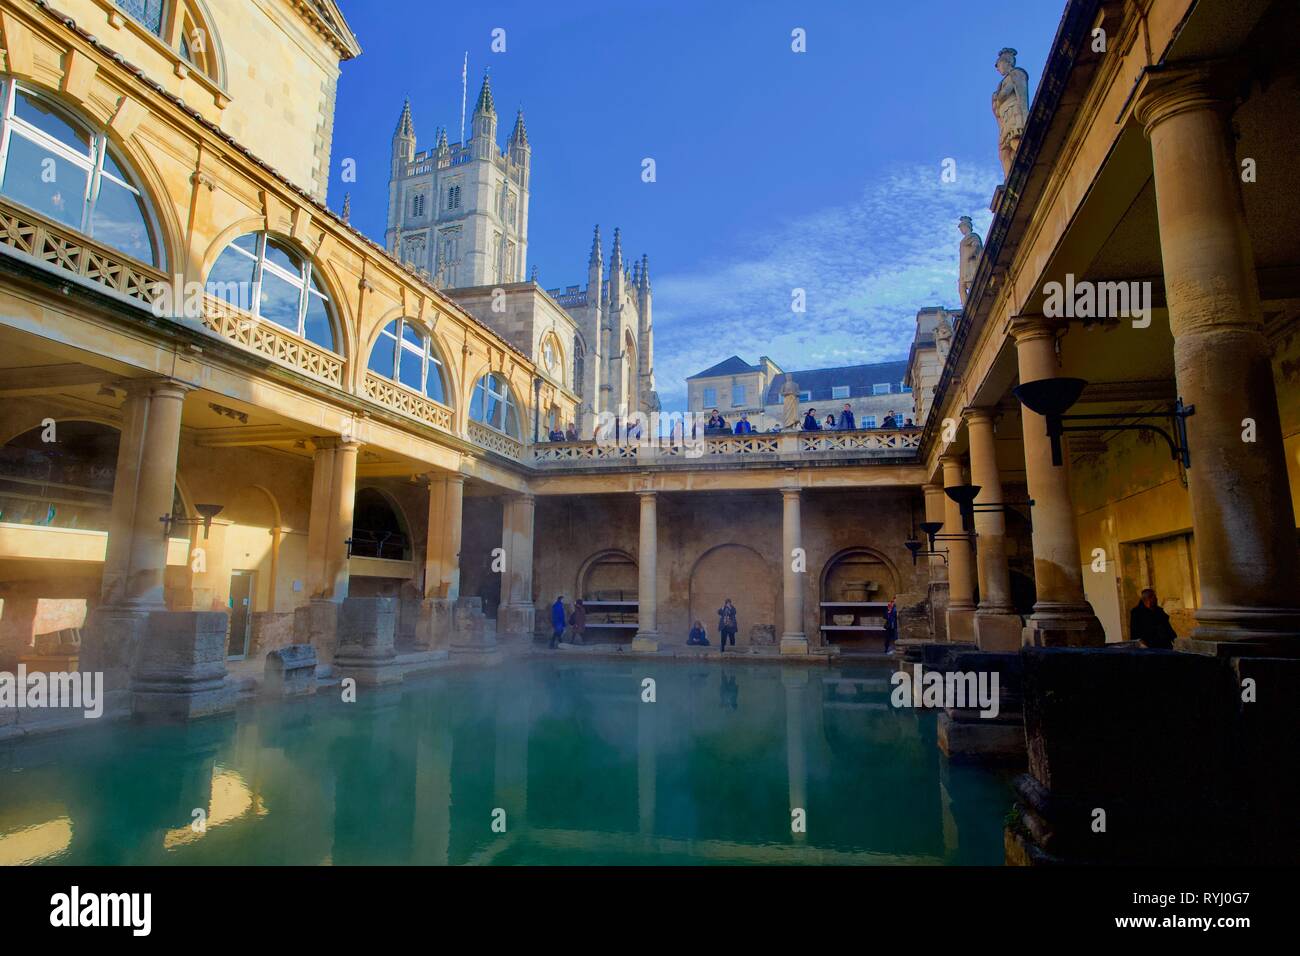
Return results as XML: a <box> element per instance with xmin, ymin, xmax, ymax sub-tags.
<box><xmin>0</xmin><ymin>658</ymin><xmax>1013</xmax><ymax>865</ymax></box>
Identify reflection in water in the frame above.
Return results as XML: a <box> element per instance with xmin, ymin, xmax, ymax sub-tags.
<box><xmin>0</xmin><ymin>660</ymin><xmax>1012</xmax><ymax>865</ymax></box>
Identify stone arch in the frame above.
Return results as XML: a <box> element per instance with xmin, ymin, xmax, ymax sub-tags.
<box><xmin>576</xmin><ymin>548</ymin><xmax>637</xmax><ymax>601</ymax></box>
<box><xmin>688</xmin><ymin>543</ymin><xmax>777</xmax><ymax>644</ymax></box>
<box><xmin>819</xmin><ymin>546</ymin><xmax>902</xmax><ymax>605</ymax></box>
<box><xmin>351</xmin><ymin>486</ymin><xmax>412</xmax><ymax>560</ymax></box>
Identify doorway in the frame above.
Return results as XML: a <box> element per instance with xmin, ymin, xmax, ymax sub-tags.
<box><xmin>228</xmin><ymin>570</ymin><xmax>255</xmax><ymax>659</ymax></box>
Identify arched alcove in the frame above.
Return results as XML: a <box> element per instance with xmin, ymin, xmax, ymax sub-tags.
<box><xmin>688</xmin><ymin>543</ymin><xmax>776</xmax><ymax>643</ymax></box>
<box><xmin>577</xmin><ymin>548</ymin><xmax>637</xmax><ymax>601</ymax></box>
<box><xmin>351</xmin><ymin>488</ymin><xmax>411</xmax><ymax>560</ymax></box>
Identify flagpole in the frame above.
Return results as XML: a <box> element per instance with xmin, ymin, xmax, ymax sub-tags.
<box><xmin>459</xmin><ymin>51</ymin><xmax>468</xmax><ymax>146</ymax></box>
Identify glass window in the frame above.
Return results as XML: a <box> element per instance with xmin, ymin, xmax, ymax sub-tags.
<box><xmin>702</xmin><ymin>387</ymin><xmax>717</xmax><ymax>407</ymax></box>
<box><xmin>862</xmin><ymin>416</ymin><xmax>878</xmax><ymax>429</ymax></box>
<box><xmin>732</xmin><ymin>384</ymin><xmax>745</xmax><ymax>406</ymax></box>
<box><xmin>367</xmin><ymin>318</ymin><xmax>448</xmax><ymax>405</ymax></box>
<box><xmin>115</xmin><ymin>0</ymin><xmax>166</xmax><ymax>37</ymax></box>
<box><xmin>872</xmin><ymin>383</ymin><xmax>890</xmax><ymax>395</ymax></box>
<box><xmin>0</xmin><ymin>83</ymin><xmax>159</xmax><ymax>265</ymax></box>
<box><xmin>470</xmin><ymin>373</ymin><xmax>519</xmax><ymax>436</ymax></box>
<box><xmin>831</xmin><ymin>385</ymin><xmax>849</xmax><ymax>400</ymax></box>
<box><xmin>203</xmin><ymin>232</ymin><xmax>336</xmax><ymax>350</ymax></box>
<box><xmin>798</xmin><ymin>390</ymin><xmax>811</xmax><ymax>402</ymax></box>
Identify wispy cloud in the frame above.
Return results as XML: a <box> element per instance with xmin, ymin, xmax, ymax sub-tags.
<box><xmin>651</xmin><ymin>160</ymin><xmax>999</xmax><ymax>411</ymax></box>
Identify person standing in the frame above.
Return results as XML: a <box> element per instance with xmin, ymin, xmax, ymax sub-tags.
<box><xmin>837</xmin><ymin>404</ymin><xmax>856</xmax><ymax>430</ymax></box>
<box><xmin>570</xmin><ymin>598</ymin><xmax>586</xmax><ymax>646</ymax></box>
<box><xmin>718</xmin><ymin>598</ymin><xmax>738</xmax><ymax>652</ymax></box>
<box><xmin>883</xmin><ymin>598</ymin><xmax>899</xmax><ymax>652</ymax></box>
<box><xmin>803</xmin><ymin>408</ymin><xmax>820</xmax><ymax>431</ymax></box>
<box><xmin>550</xmin><ymin>595</ymin><xmax>567</xmax><ymax>649</ymax></box>
<box><xmin>1129</xmin><ymin>588</ymin><xmax>1176</xmax><ymax>649</ymax></box>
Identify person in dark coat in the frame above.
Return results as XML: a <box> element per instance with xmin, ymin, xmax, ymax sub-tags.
<box><xmin>687</xmin><ymin>620</ymin><xmax>710</xmax><ymax>646</ymax></box>
<box><xmin>570</xmin><ymin>599</ymin><xmax>586</xmax><ymax>645</ymax></box>
<box><xmin>883</xmin><ymin>598</ymin><xmax>899</xmax><ymax>652</ymax></box>
<box><xmin>1130</xmin><ymin>588</ymin><xmax>1176</xmax><ymax>649</ymax></box>
<box><xmin>837</xmin><ymin>404</ymin><xmax>856</xmax><ymax>430</ymax></box>
<box><xmin>802</xmin><ymin>409</ymin><xmax>820</xmax><ymax>431</ymax></box>
<box><xmin>718</xmin><ymin>599</ymin><xmax>738</xmax><ymax>652</ymax></box>
<box><xmin>550</xmin><ymin>595</ymin><xmax>567</xmax><ymax>649</ymax></box>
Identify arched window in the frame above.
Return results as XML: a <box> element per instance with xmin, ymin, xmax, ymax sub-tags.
<box><xmin>368</xmin><ymin>318</ymin><xmax>447</xmax><ymax>404</ymax></box>
<box><xmin>205</xmin><ymin>232</ymin><xmax>336</xmax><ymax>351</ymax></box>
<box><xmin>114</xmin><ymin>2</ymin><xmax>220</xmax><ymax>83</ymax></box>
<box><xmin>0</xmin><ymin>81</ymin><xmax>161</xmax><ymax>266</ymax></box>
<box><xmin>469</xmin><ymin>373</ymin><xmax>520</xmax><ymax>437</ymax></box>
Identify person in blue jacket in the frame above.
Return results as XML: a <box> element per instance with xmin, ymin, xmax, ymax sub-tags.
<box><xmin>550</xmin><ymin>595</ymin><xmax>566</xmax><ymax>649</ymax></box>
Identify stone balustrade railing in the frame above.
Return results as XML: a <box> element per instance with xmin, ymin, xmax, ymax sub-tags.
<box><xmin>467</xmin><ymin>420</ymin><xmax>523</xmax><ymax>461</ymax></box>
<box><xmin>362</xmin><ymin>372</ymin><xmax>455</xmax><ymax>432</ymax></box>
<box><xmin>532</xmin><ymin>428</ymin><xmax>921</xmax><ymax>467</ymax></box>
<box><xmin>202</xmin><ymin>295</ymin><xmax>345</xmax><ymax>386</ymax></box>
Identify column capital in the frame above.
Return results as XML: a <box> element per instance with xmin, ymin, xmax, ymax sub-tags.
<box><xmin>636</xmin><ymin>489</ymin><xmax>658</xmax><ymax>500</ymax></box>
<box><xmin>780</xmin><ymin>486</ymin><xmax>802</xmax><ymax>500</ymax></box>
<box><xmin>121</xmin><ymin>376</ymin><xmax>195</xmax><ymax>400</ymax></box>
<box><xmin>1133</xmin><ymin>62</ymin><xmax>1241</xmax><ymax>138</ymax></box>
<box><xmin>1008</xmin><ymin>314</ymin><xmax>1062</xmax><ymax>345</ymax></box>
<box><xmin>962</xmin><ymin>406</ymin><xmax>998</xmax><ymax>428</ymax></box>
<box><xmin>312</xmin><ymin>435</ymin><xmax>363</xmax><ymax>452</ymax></box>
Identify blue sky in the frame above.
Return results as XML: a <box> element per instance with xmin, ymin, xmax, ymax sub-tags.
<box><xmin>329</xmin><ymin>0</ymin><xmax>1064</xmax><ymax>411</ymax></box>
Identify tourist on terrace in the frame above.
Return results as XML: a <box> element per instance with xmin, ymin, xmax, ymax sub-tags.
<box><xmin>548</xmin><ymin>426</ymin><xmax>564</xmax><ymax>441</ymax></box>
<box><xmin>1129</xmin><ymin>588</ymin><xmax>1177</xmax><ymax>649</ymax></box>
<box><xmin>718</xmin><ymin>598</ymin><xmax>738</xmax><ymax>652</ymax></box>
<box><xmin>570</xmin><ymin>599</ymin><xmax>586</xmax><ymax>645</ymax></box>
<box><xmin>733</xmin><ymin>415</ymin><xmax>752</xmax><ymax>435</ymax></box>
<box><xmin>550</xmin><ymin>595</ymin><xmax>567</xmax><ymax>649</ymax></box>
<box><xmin>565</xmin><ymin>423</ymin><xmax>578</xmax><ymax>441</ymax></box>
<box><xmin>687</xmin><ymin>620</ymin><xmax>710</xmax><ymax>646</ymax></box>
<box><xmin>904</xmin><ymin>417</ymin><xmax>915</xmax><ymax>428</ymax></box>
<box><xmin>706</xmin><ymin>409</ymin><xmax>728</xmax><ymax>434</ymax></box>
<box><xmin>837</xmin><ymin>404</ymin><xmax>856</xmax><ymax>430</ymax></box>
<box><xmin>824</xmin><ymin>413</ymin><xmax>837</xmax><ymax>429</ymax></box>
<box><xmin>803</xmin><ymin>409</ymin><xmax>820</xmax><ymax>430</ymax></box>
<box><xmin>882</xmin><ymin>411</ymin><xmax>898</xmax><ymax>429</ymax></box>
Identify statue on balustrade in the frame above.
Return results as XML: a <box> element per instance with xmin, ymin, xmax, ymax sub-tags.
<box><xmin>957</xmin><ymin>216</ymin><xmax>983</xmax><ymax>306</ymax></box>
<box><xmin>993</xmin><ymin>47</ymin><xmax>1030</xmax><ymax>178</ymax></box>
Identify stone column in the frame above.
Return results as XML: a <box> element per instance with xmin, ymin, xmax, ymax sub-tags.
<box><xmin>423</xmin><ymin>474</ymin><xmax>464</xmax><ymax>600</ymax></box>
<box><xmin>497</xmin><ymin>493</ymin><xmax>536</xmax><ymax>639</ymax></box>
<box><xmin>923</xmin><ymin>482</ymin><xmax>950</xmax><ymax>642</ymax></box>
<box><xmin>83</xmin><ymin>379</ymin><xmax>191</xmax><ymax>688</ymax></box>
<box><xmin>941</xmin><ymin>454</ymin><xmax>976</xmax><ymax>643</ymax></box>
<box><xmin>1136</xmin><ymin>70</ymin><xmax>1300</xmax><ymax>649</ymax></box>
<box><xmin>304</xmin><ymin>437</ymin><xmax>361</xmax><ymax>602</ymax></box>
<box><xmin>631</xmin><ymin>490</ymin><xmax>660</xmax><ymax>651</ymax></box>
<box><xmin>964</xmin><ymin>407</ymin><xmax>1022</xmax><ymax>650</ymax></box>
<box><xmin>780</xmin><ymin>487</ymin><xmax>809</xmax><ymax>655</ymax></box>
<box><xmin>100</xmin><ymin>378</ymin><xmax>190</xmax><ymax>608</ymax></box>
<box><xmin>1009</xmin><ymin>317</ymin><xmax>1104</xmax><ymax>646</ymax></box>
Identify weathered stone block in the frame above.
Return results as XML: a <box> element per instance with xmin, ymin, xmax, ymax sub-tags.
<box><xmin>132</xmin><ymin>611</ymin><xmax>233</xmax><ymax>720</ymax></box>
<box><xmin>292</xmin><ymin>599</ymin><xmax>340</xmax><ymax>664</ymax></box>
<box><xmin>263</xmin><ymin>644</ymin><xmax>318</xmax><ymax>697</ymax></box>
<box><xmin>334</xmin><ymin>597</ymin><xmax>401</xmax><ymax>685</ymax></box>
<box><xmin>415</xmin><ymin>598</ymin><xmax>454</xmax><ymax>649</ymax></box>
<box><xmin>451</xmin><ymin>597</ymin><xmax>496</xmax><ymax>650</ymax></box>
<box><xmin>749</xmin><ymin>624</ymin><xmax>777</xmax><ymax>646</ymax></box>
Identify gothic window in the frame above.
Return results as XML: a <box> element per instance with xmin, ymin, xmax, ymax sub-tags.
<box><xmin>369</xmin><ymin>318</ymin><xmax>448</xmax><ymax>405</ymax></box>
<box><xmin>402</xmin><ymin>233</ymin><xmax>426</xmax><ymax>269</ymax></box>
<box><xmin>446</xmin><ymin>184</ymin><xmax>461</xmax><ymax>210</ymax></box>
<box><xmin>573</xmin><ymin>337</ymin><xmax>584</xmax><ymax>397</ymax></box>
<box><xmin>469</xmin><ymin>373</ymin><xmax>520</xmax><ymax>437</ymax></box>
<box><xmin>0</xmin><ymin>81</ymin><xmax>161</xmax><ymax>266</ymax></box>
<box><xmin>505</xmin><ymin>241</ymin><xmax>516</xmax><ymax>281</ymax></box>
<box><xmin>506</xmin><ymin>191</ymin><xmax>517</xmax><ymax>228</ymax></box>
<box><xmin>205</xmin><ymin>232</ymin><xmax>336</xmax><ymax>351</ymax></box>
<box><xmin>411</xmin><ymin>192</ymin><xmax>425</xmax><ymax>218</ymax></box>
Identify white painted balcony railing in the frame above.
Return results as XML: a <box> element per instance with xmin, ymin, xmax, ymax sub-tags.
<box><xmin>532</xmin><ymin>428</ymin><xmax>921</xmax><ymax>466</ymax></box>
<box><xmin>362</xmin><ymin>372</ymin><xmax>454</xmax><ymax>433</ymax></box>
<box><xmin>467</xmin><ymin>420</ymin><xmax>524</xmax><ymax>461</ymax></box>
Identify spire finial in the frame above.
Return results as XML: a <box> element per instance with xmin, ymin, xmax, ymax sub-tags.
<box><xmin>341</xmin><ymin>193</ymin><xmax>351</xmax><ymax>224</ymax></box>
<box><xmin>589</xmin><ymin>224</ymin><xmax>602</xmax><ymax>266</ymax></box>
<box><xmin>395</xmin><ymin>98</ymin><xmax>414</xmax><ymax>138</ymax></box>
<box><xmin>474</xmin><ymin>71</ymin><xmax>496</xmax><ymax>116</ymax></box>
<box><xmin>509</xmin><ymin>108</ymin><xmax>528</xmax><ymax>147</ymax></box>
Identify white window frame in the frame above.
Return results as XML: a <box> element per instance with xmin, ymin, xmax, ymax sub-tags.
<box><xmin>207</xmin><ymin>232</ymin><xmax>333</xmax><ymax>347</ymax></box>
<box><xmin>371</xmin><ymin>318</ymin><xmax>447</xmax><ymax>403</ymax></box>
<box><xmin>798</xmin><ymin>390</ymin><xmax>812</xmax><ymax>402</ymax></box>
<box><xmin>471</xmin><ymin>373</ymin><xmax>519</xmax><ymax>436</ymax></box>
<box><xmin>862</xmin><ymin>416</ymin><xmax>878</xmax><ymax>429</ymax></box>
<box><xmin>731</xmin><ymin>383</ymin><xmax>745</xmax><ymax>407</ymax></box>
<box><xmin>831</xmin><ymin>385</ymin><xmax>849</xmax><ymax>400</ymax></box>
<box><xmin>702</xmin><ymin>386</ymin><xmax>717</xmax><ymax>408</ymax></box>
<box><xmin>872</xmin><ymin>383</ymin><xmax>890</xmax><ymax>395</ymax></box>
<box><xmin>0</xmin><ymin>80</ymin><xmax>161</xmax><ymax>266</ymax></box>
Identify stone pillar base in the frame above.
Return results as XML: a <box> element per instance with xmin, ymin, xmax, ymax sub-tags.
<box><xmin>415</xmin><ymin>598</ymin><xmax>455</xmax><ymax>650</ymax></box>
<box><xmin>496</xmin><ymin>602</ymin><xmax>535</xmax><ymax>641</ymax></box>
<box><xmin>938</xmin><ymin>709</ymin><xmax>1026</xmax><ymax>763</ymax></box>
<box><xmin>451</xmin><ymin>597</ymin><xmax>497</xmax><ymax>651</ymax></box>
<box><xmin>630</xmin><ymin>633</ymin><xmax>660</xmax><ymax>653</ymax></box>
<box><xmin>974</xmin><ymin>610</ymin><xmax>1024</xmax><ymax>652</ymax></box>
<box><xmin>131</xmin><ymin>611</ymin><xmax>233</xmax><ymax>720</ymax></box>
<box><xmin>927</xmin><ymin>582</ymin><xmax>950</xmax><ymax>642</ymax></box>
<box><xmin>293</xmin><ymin>599</ymin><xmax>341</xmax><ymax>665</ymax></box>
<box><xmin>81</xmin><ymin>604</ymin><xmax>154</xmax><ymax>692</ymax></box>
<box><xmin>780</xmin><ymin>633</ymin><xmax>809</xmax><ymax>655</ymax></box>
<box><xmin>1023</xmin><ymin>604</ymin><xmax>1104</xmax><ymax>647</ymax></box>
<box><xmin>946</xmin><ymin>606</ymin><xmax>976</xmax><ymax>644</ymax></box>
<box><xmin>1185</xmin><ymin>607</ymin><xmax>1300</xmax><ymax>656</ymax></box>
<box><xmin>334</xmin><ymin>597</ymin><xmax>402</xmax><ymax>686</ymax></box>
<box><xmin>263</xmin><ymin>644</ymin><xmax>318</xmax><ymax>697</ymax></box>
